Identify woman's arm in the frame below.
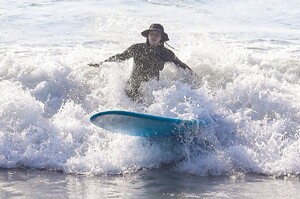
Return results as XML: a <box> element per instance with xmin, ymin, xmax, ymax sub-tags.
<box><xmin>172</xmin><ymin>56</ymin><xmax>193</xmax><ymax>73</ymax></box>
<box><xmin>88</xmin><ymin>44</ymin><xmax>136</xmax><ymax>67</ymax></box>
<box><xmin>104</xmin><ymin>45</ymin><xmax>135</xmax><ymax>62</ymax></box>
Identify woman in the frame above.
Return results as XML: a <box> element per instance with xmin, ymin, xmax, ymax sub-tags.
<box><xmin>89</xmin><ymin>23</ymin><xmax>193</xmax><ymax>100</ymax></box>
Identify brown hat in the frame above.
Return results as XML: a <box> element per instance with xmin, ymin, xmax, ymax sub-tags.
<box><xmin>141</xmin><ymin>23</ymin><xmax>169</xmax><ymax>41</ymax></box>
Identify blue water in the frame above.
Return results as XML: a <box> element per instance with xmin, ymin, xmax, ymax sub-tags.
<box><xmin>0</xmin><ymin>0</ymin><xmax>300</xmax><ymax>197</ymax></box>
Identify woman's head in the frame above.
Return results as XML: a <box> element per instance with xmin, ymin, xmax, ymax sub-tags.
<box><xmin>148</xmin><ymin>30</ymin><xmax>162</xmax><ymax>47</ymax></box>
<box><xmin>141</xmin><ymin>24</ymin><xmax>169</xmax><ymax>46</ymax></box>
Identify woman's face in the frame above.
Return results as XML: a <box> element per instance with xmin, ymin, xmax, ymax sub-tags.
<box><xmin>148</xmin><ymin>30</ymin><xmax>162</xmax><ymax>47</ymax></box>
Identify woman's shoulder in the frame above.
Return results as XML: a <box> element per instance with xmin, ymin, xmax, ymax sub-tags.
<box><xmin>131</xmin><ymin>43</ymin><xmax>147</xmax><ymax>47</ymax></box>
<box><xmin>163</xmin><ymin>46</ymin><xmax>174</xmax><ymax>53</ymax></box>
<box><xmin>161</xmin><ymin>46</ymin><xmax>175</xmax><ymax>58</ymax></box>
<box><xmin>128</xmin><ymin>43</ymin><xmax>147</xmax><ymax>50</ymax></box>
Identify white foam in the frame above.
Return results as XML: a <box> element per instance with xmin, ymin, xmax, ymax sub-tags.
<box><xmin>0</xmin><ymin>0</ymin><xmax>299</xmax><ymax>176</ymax></box>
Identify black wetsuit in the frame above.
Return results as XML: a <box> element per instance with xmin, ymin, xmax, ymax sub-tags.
<box><xmin>104</xmin><ymin>43</ymin><xmax>191</xmax><ymax>99</ymax></box>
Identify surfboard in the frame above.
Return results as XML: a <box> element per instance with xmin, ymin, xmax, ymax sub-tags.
<box><xmin>90</xmin><ymin>110</ymin><xmax>199</xmax><ymax>138</ymax></box>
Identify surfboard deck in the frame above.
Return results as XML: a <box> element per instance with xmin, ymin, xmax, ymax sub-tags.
<box><xmin>90</xmin><ymin>110</ymin><xmax>199</xmax><ymax>138</ymax></box>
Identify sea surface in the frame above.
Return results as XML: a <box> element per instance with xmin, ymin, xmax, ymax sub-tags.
<box><xmin>0</xmin><ymin>0</ymin><xmax>300</xmax><ymax>198</ymax></box>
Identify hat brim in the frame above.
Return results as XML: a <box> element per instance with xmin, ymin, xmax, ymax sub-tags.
<box><xmin>141</xmin><ymin>29</ymin><xmax>169</xmax><ymax>41</ymax></box>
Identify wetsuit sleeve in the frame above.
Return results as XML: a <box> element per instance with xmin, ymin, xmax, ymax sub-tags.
<box><xmin>172</xmin><ymin>55</ymin><xmax>193</xmax><ymax>72</ymax></box>
<box><xmin>104</xmin><ymin>44</ymin><xmax>136</xmax><ymax>62</ymax></box>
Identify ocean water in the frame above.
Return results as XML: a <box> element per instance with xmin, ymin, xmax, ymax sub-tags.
<box><xmin>0</xmin><ymin>0</ymin><xmax>300</xmax><ymax>198</ymax></box>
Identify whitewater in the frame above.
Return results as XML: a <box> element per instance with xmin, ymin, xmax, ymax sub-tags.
<box><xmin>1</xmin><ymin>0</ymin><xmax>300</xmax><ymax>194</ymax></box>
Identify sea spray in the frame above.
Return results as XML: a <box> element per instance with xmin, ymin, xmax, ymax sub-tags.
<box><xmin>0</xmin><ymin>0</ymin><xmax>299</xmax><ymax>177</ymax></box>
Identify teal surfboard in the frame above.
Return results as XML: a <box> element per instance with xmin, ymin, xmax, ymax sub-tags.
<box><xmin>90</xmin><ymin>110</ymin><xmax>199</xmax><ymax>138</ymax></box>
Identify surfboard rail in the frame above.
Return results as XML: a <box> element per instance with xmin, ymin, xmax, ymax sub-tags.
<box><xmin>90</xmin><ymin>110</ymin><xmax>199</xmax><ymax>138</ymax></box>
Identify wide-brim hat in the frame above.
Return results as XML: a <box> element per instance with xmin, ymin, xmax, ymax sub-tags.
<box><xmin>141</xmin><ymin>23</ymin><xmax>169</xmax><ymax>41</ymax></box>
